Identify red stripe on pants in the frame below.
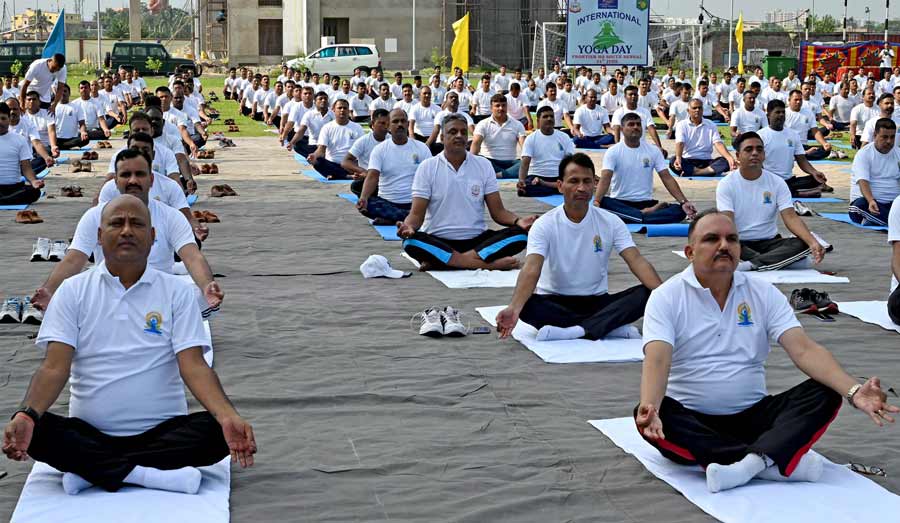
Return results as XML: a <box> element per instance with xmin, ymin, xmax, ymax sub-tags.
<box><xmin>784</xmin><ymin>403</ymin><xmax>841</xmax><ymax>476</ymax></box>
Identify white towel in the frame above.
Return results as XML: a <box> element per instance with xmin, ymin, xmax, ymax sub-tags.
<box><xmin>590</xmin><ymin>417</ymin><xmax>900</xmax><ymax>522</ymax></box>
<box><xmin>670</xmin><ymin>251</ymin><xmax>849</xmax><ymax>284</ymax></box>
<box><xmin>401</xmin><ymin>252</ymin><xmax>520</xmax><ymax>288</ymax></box>
<box><xmin>476</xmin><ymin>306</ymin><xmax>644</xmax><ymax>363</ymax></box>
<box><xmin>11</xmin><ymin>458</ymin><xmax>231</xmax><ymax>523</ymax></box>
<box><xmin>837</xmin><ymin>301</ymin><xmax>900</xmax><ymax>334</ymax></box>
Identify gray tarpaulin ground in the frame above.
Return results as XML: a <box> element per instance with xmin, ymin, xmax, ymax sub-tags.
<box><xmin>1</xmin><ymin>138</ymin><xmax>898</xmax><ymax>522</ymax></box>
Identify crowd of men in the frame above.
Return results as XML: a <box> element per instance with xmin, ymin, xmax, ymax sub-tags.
<box><xmin>1</xmin><ymin>54</ymin><xmax>899</xmax><ymax>503</ymax></box>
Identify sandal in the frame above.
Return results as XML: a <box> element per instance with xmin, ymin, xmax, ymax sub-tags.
<box><xmin>222</xmin><ymin>184</ymin><xmax>238</xmax><ymax>196</ymax></box>
<box><xmin>202</xmin><ymin>210</ymin><xmax>220</xmax><ymax>223</ymax></box>
<box><xmin>210</xmin><ymin>185</ymin><xmax>227</xmax><ymax>197</ymax></box>
<box><xmin>192</xmin><ymin>210</ymin><xmax>208</xmax><ymax>222</ymax></box>
<box><xmin>209</xmin><ymin>164</ymin><xmax>219</xmax><ymax>174</ymax></box>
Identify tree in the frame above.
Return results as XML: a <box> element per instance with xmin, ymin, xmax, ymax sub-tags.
<box><xmin>752</xmin><ymin>22</ymin><xmax>787</xmax><ymax>32</ymax></box>
<box><xmin>808</xmin><ymin>14</ymin><xmax>839</xmax><ymax>33</ymax></box>
<box><xmin>91</xmin><ymin>6</ymin><xmax>191</xmax><ymax>40</ymax></box>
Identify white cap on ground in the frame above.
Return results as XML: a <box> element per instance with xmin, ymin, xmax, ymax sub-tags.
<box><xmin>360</xmin><ymin>255</ymin><xmax>410</xmax><ymax>279</ymax></box>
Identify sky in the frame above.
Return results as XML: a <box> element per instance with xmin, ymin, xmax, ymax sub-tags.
<box><xmin>651</xmin><ymin>0</ymin><xmax>889</xmax><ymax>22</ymax></box>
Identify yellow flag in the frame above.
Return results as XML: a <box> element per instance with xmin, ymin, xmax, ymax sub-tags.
<box><xmin>451</xmin><ymin>13</ymin><xmax>470</xmax><ymax>73</ymax></box>
<box><xmin>735</xmin><ymin>12</ymin><xmax>744</xmax><ymax>75</ymax></box>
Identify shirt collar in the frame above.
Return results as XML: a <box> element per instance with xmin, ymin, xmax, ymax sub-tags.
<box><xmin>681</xmin><ymin>263</ymin><xmax>746</xmax><ymax>290</ymax></box>
<box><xmin>96</xmin><ymin>260</ymin><xmax>158</xmax><ymax>287</ymax></box>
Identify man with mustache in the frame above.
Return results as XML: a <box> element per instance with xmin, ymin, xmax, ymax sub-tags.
<box><xmin>715</xmin><ymin>132</ymin><xmax>826</xmax><ymax>271</ymax></box>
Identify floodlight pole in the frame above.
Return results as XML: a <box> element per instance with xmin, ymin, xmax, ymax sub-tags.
<box><xmin>728</xmin><ymin>0</ymin><xmax>733</xmax><ymax>69</ymax></box>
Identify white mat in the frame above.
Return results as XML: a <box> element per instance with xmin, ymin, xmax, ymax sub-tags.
<box><xmin>670</xmin><ymin>251</ymin><xmax>849</xmax><ymax>284</ymax></box>
<box><xmin>476</xmin><ymin>306</ymin><xmax>644</xmax><ymax>363</ymax></box>
<box><xmin>837</xmin><ymin>301</ymin><xmax>900</xmax><ymax>334</ymax></box>
<box><xmin>11</xmin><ymin>457</ymin><xmax>231</xmax><ymax>523</ymax></box>
<box><xmin>400</xmin><ymin>252</ymin><xmax>520</xmax><ymax>288</ymax></box>
<box><xmin>590</xmin><ymin>417</ymin><xmax>900</xmax><ymax>522</ymax></box>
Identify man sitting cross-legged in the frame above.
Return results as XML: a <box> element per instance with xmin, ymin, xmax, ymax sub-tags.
<box><xmin>517</xmin><ymin>106</ymin><xmax>575</xmax><ymax>197</ymax></box>
<box><xmin>2</xmin><ymin>194</ymin><xmax>256</xmax><ymax>495</ymax></box>
<box><xmin>595</xmin><ymin>112</ymin><xmax>697</xmax><ymax>224</ymax></box>
<box><xmin>307</xmin><ymin>99</ymin><xmax>364</xmax><ymax>180</ymax></box>
<box><xmin>470</xmin><ymin>93</ymin><xmax>526</xmax><ymax>179</ymax></box>
<box><xmin>426</xmin><ymin>91</ymin><xmax>474</xmax><ymax>157</ymax></box>
<box><xmin>288</xmin><ymin>91</ymin><xmax>333</xmax><ymax>157</ymax></box>
<box><xmin>357</xmin><ymin>109</ymin><xmax>431</xmax><ymax>224</ymax></box>
<box><xmin>398</xmin><ymin>114</ymin><xmax>536</xmax><ymax>271</ymax></box>
<box><xmin>759</xmin><ymin>99</ymin><xmax>829</xmax><ymax>198</ymax></box>
<box><xmin>716</xmin><ymin>132</ymin><xmax>826</xmax><ymax>272</ymax></box>
<box><xmin>0</xmin><ymin>101</ymin><xmax>44</xmax><ymax>205</ymax></box>
<box><xmin>31</xmin><ymin>150</ymin><xmax>223</xmax><ymax>315</ymax></box>
<box><xmin>849</xmin><ymin>118</ymin><xmax>900</xmax><ymax>226</ymax></box>
<box><xmin>343</xmin><ymin>109</ymin><xmax>390</xmax><ymax>197</ymax></box>
<box><xmin>670</xmin><ymin>99</ymin><xmax>736</xmax><ymax>177</ymax></box>
<box><xmin>635</xmin><ymin>209</ymin><xmax>897</xmax><ymax>494</ymax></box>
<box><xmin>571</xmin><ymin>88</ymin><xmax>614</xmax><ymax>149</ymax></box>
<box><xmin>496</xmin><ymin>153</ymin><xmax>662</xmax><ymax>342</ymax></box>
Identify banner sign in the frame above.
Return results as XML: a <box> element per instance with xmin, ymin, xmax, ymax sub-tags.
<box><xmin>565</xmin><ymin>0</ymin><xmax>651</xmax><ymax>66</ymax></box>
<box><xmin>799</xmin><ymin>40</ymin><xmax>898</xmax><ymax>78</ymax></box>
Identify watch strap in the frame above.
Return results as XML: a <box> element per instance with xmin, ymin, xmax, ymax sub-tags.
<box><xmin>12</xmin><ymin>407</ymin><xmax>40</xmax><ymax>424</ymax></box>
<box><xmin>846</xmin><ymin>383</ymin><xmax>862</xmax><ymax>407</ymax></box>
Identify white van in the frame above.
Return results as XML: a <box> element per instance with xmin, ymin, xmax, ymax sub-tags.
<box><xmin>287</xmin><ymin>44</ymin><xmax>381</xmax><ymax>76</ymax></box>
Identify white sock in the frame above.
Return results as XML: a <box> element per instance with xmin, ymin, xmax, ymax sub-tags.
<box><xmin>706</xmin><ymin>453</ymin><xmax>767</xmax><ymax>493</ymax></box>
<box><xmin>123</xmin><ymin>465</ymin><xmax>202</xmax><ymax>495</ymax></box>
<box><xmin>757</xmin><ymin>452</ymin><xmax>823</xmax><ymax>483</ymax></box>
<box><xmin>736</xmin><ymin>260</ymin><xmax>754</xmax><ymax>272</ymax></box>
<box><xmin>605</xmin><ymin>324</ymin><xmax>641</xmax><ymax>339</ymax></box>
<box><xmin>536</xmin><ymin>325</ymin><xmax>585</xmax><ymax>341</ymax></box>
<box><xmin>62</xmin><ymin>472</ymin><xmax>94</xmax><ymax>495</ymax></box>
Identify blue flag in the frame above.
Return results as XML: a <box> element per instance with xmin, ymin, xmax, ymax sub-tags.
<box><xmin>41</xmin><ymin>9</ymin><xmax>66</xmax><ymax>58</ymax></box>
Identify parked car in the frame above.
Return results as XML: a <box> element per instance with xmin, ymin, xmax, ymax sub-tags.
<box><xmin>286</xmin><ymin>44</ymin><xmax>381</xmax><ymax>76</ymax></box>
<box><xmin>105</xmin><ymin>42</ymin><xmax>200</xmax><ymax>76</ymax></box>
<box><xmin>0</xmin><ymin>42</ymin><xmax>44</xmax><ymax>76</ymax></box>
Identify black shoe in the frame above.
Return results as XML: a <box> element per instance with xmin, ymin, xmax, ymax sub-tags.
<box><xmin>810</xmin><ymin>289</ymin><xmax>839</xmax><ymax>314</ymax></box>
<box><xmin>789</xmin><ymin>288</ymin><xmax>818</xmax><ymax>313</ymax></box>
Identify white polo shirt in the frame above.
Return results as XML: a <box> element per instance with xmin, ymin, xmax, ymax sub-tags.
<box><xmin>829</xmin><ymin>94</ymin><xmax>854</xmax><ymax>123</ymax></box>
<box><xmin>408</xmin><ymin>102</ymin><xmax>441</xmax><ymax>137</ymax></box>
<box><xmin>602</xmin><ymin>140</ymin><xmax>667</xmax><ymax>201</ymax></box>
<box><xmin>527</xmin><ymin>205</ymin><xmax>635</xmax><ymax>296</ymax></box>
<box><xmin>472</xmin><ymin>89</ymin><xmax>496</xmax><ymax>115</ymax></box>
<box><xmin>70</xmin><ymin>198</ymin><xmax>195</xmax><ymax>273</ymax></box>
<box><xmin>851</xmin><ymin>103</ymin><xmax>880</xmax><ymax>137</ymax></box>
<box><xmin>642</xmin><ymin>264</ymin><xmax>800</xmax><ymax>415</ymax></box>
<box><xmin>71</xmin><ymin>98</ymin><xmax>104</xmax><ymax>129</ymax></box>
<box><xmin>730</xmin><ymin>107</ymin><xmax>768</xmax><ymax>134</ymax></box>
<box><xmin>411</xmin><ymin>152</ymin><xmax>499</xmax><ymax>240</ymax></box>
<box><xmin>106</xmin><ymin>145</ymin><xmax>179</xmax><ymax>178</ymax></box>
<box><xmin>348</xmin><ymin>132</ymin><xmax>387</xmax><ymax>170</ymax></box>
<box><xmin>522</xmin><ymin>130</ymin><xmax>575</xmax><ymax>179</ymax></box>
<box><xmin>693</xmin><ymin>92</ymin><xmax>718</xmax><ymax>116</ymax></box>
<box><xmin>98</xmin><ymin>174</ymin><xmax>188</xmax><ymax>209</ymax></box>
<box><xmin>716</xmin><ymin>169</ymin><xmax>793</xmax><ymax>241</ymax></box>
<box><xmin>369</xmin><ymin>96</ymin><xmax>395</xmax><ymax>113</ymax></box>
<box><xmin>11</xmin><ymin>118</ymin><xmax>39</xmax><ymax>142</ymax></box>
<box><xmin>861</xmin><ymin>115</ymin><xmax>900</xmax><ymax>143</ymax></box>
<box><xmin>393</xmin><ymin>99</ymin><xmax>416</xmax><ymax>115</ymax></box>
<box><xmin>474</xmin><ymin>116</ymin><xmax>526</xmax><ymax>161</ymax></box>
<box><xmin>0</xmin><ymin>131</ymin><xmax>32</xmax><ymax>184</ymax></box>
<box><xmin>505</xmin><ymin>92</ymin><xmax>529</xmax><ymax>120</ymax></box>
<box><xmin>299</xmin><ymin>109</ymin><xmax>335</xmax><ymax>145</ymax></box>
<box><xmin>759</xmin><ymin>127</ymin><xmax>804</xmax><ymax>180</ymax></box>
<box><xmin>54</xmin><ymin>103</ymin><xmax>84</xmax><ymax>138</ymax></box>
<box><xmin>674</xmin><ymin>118</ymin><xmax>722</xmax><ymax>160</ymax></box>
<box><xmin>573</xmin><ymin>104</ymin><xmax>610</xmax><ymax>137</ymax></box>
<box><xmin>433</xmin><ymin>110</ymin><xmax>473</xmax><ymax>143</ymax></box>
<box><xmin>24</xmin><ymin>59</ymin><xmax>66</xmax><ymax>103</ymax></box>
<box><xmin>22</xmin><ymin>110</ymin><xmax>54</xmax><ymax>145</ymax></box>
<box><xmin>369</xmin><ymin>138</ymin><xmax>431</xmax><ymax>204</ymax></box>
<box><xmin>36</xmin><ymin>262</ymin><xmax>209</xmax><ymax>436</ymax></box>
<box><xmin>850</xmin><ymin>143</ymin><xmax>900</xmax><ymax>202</ymax></box>
<box><xmin>537</xmin><ymin>98</ymin><xmax>566</xmax><ymax>127</ymax></box>
<box><xmin>350</xmin><ymin>95</ymin><xmax>372</xmax><ymax>117</ymax></box>
<box><xmin>318</xmin><ymin>120</ymin><xmax>364</xmax><ymax>163</ymax></box>
<box><xmin>889</xmin><ymin>194</ymin><xmax>900</xmax><ymax>292</ymax></box>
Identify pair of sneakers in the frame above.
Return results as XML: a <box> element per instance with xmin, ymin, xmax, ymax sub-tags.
<box><xmin>0</xmin><ymin>296</ymin><xmax>42</xmax><ymax>325</ymax></box>
<box><xmin>418</xmin><ymin>306</ymin><xmax>467</xmax><ymax>338</ymax></box>
<box><xmin>790</xmin><ymin>288</ymin><xmax>839</xmax><ymax>314</ymax></box>
<box><xmin>31</xmin><ymin>238</ymin><xmax>68</xmax><ymax>262</ymax></box>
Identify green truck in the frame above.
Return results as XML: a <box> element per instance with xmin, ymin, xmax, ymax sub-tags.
<box><xmin>0</xmin><ymin>42</ymin><xmax>45</xmax><ymax>76</ymax></box>
<box><xmin>105</xmin><ymin>42</ymin><xmax>201</xmax><ymax>76</ymax></box>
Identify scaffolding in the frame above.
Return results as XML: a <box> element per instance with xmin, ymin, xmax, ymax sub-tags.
<box><xmin>442</xmin><ymin>0</ymin><xmax>565</xmax><ymax>70</ymax></box>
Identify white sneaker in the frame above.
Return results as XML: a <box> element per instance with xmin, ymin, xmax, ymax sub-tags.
<box><xmin>48</xmin><ymin>240</ymin><xmax>68</xmax><ymax>262</ymax></box>
<box><xmin>418</xmin><ymin>307</ymin><xmax>444</xmax><ymax>337</ymax></box>
<box><xmin>21</xmin><ymin>297</ymin><xmax>42</xmax><ymax>325</ymax></box>
<box><xmin>441</xmin><ymin>306</ymin><xmax>467</xmax><ymax>337</ymax></box>
<box><xmin>31</xmin><ymin>237</ymin><xmax>50</xmax><ymax>262</ymax></box>
<box><xmin>0</xmin><ymin>297</ymin><xmax>22</xmax><ymax>323</ymax></box>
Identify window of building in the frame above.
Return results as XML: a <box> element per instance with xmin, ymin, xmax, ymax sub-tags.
<box><xmin>258</xmin><ymin>19</ymin><xmax>283</xmax><ymax>56</ymax></box>
<box><xmin>258</xmin><ymin>0</ymin><xmax>281</xmax><ymax>6</ymax></box>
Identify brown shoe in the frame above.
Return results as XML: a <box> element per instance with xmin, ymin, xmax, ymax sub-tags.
<box><xmin>192</xmin><ymin>210</ymin><xmax>208</xmax><ymax>222</ymax></box>
<box><xmin>205</xmin><ymin>151</ymin><xmax>215</xmax><ymax>159</ymax></box>
<box><xmin>70</xmin><ymin>161</ymin><xmax>82</xmax><ymax>173</ymax></box>
<box><xmin>209</xmin><ymin>164</ymin><xmax>219</xmax><ymax>174</ymax></box>
<box><xmin>81</xmin><ymin>152</ymin><xmax>91</xmax><ymax>161</ymax></box>
<box><xmin>201</xmin><ymin>164</ymin><xmax>211</xmax><ymax>174</ymax></box>
<box><xmin>202</xmin><ymin>210</ymin><xmax>220</xmax><ymax>223</ymax></box>
<box><xmin>15</xmin><ymin>210</ymin><xmax>32</xmax><ymax>223</ymax></box>
<box><xmin>92</xmin><ymin>151</ymin><xmax>100</xmax><ymax>160</ymax></box>
<box><xmin>191</xmin><ymin>164</ymin><xmax>201</xmax><ymax>177</ymax></box>
<box><xmin>210</xmin><ymin>185</ymin><xmax>227</xmax><ymax>197</ymax></box>
<box><xmin>70</xmin><ymin>184</ymin><xmax>83</xmax><ymax>197</ymax></box>
<box><xmin>79</xmin><ymin>161</ymin><xmax>92</xmax><ymax>172</ymax></box>
<box><xmin>222</xmin><ymin>184</ymin><xmax>238</xmax><ymax>196</ymax></box>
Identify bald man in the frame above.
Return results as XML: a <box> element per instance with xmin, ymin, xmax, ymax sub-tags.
<box><xmin>3</xmin><ymin>194</ymin><xmax>256</xmax><ymax>495</ymax></box>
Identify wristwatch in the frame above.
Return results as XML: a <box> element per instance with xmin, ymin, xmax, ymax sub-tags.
<box><xmin>12</xmin><ymin>407</ymin><xmax>40</xmax><ymax>424</ymax></box>
<box><xmin>846</xmin><ymin>383</ymin><xmax>862</xmax><ymax>407</ymax></box>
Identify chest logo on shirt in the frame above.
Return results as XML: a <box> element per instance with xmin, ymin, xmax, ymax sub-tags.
<box><xmin>592</xmin><ymin>234</ymin><xmax>603</xmax><ymax>252</ymax></box>
<box><xmin>470</xmin><ymin>184</ymin><xmax>481</xmax><ymax>197</ymax></box>
<box><xmin>737</xmin><ymin>302</ymin><xmax>754</xmax><ymax>326</ymax></box>
<box><xmin>641</xmin><ymin>157</ymin><xmax>651</xmax><ymax>168</ymax></box>
<box><xmin>787</xmin><ymin>139</ymin><xmax>794</xmax><ymax>147</ymax></box>
<box><xmin>762</xmin><ymin>191</ymin><xmax>773</xmax><ymax>204</ymax></box>
<box><xmin>144</xmin><ymin>312</ymin><xmax>164</xmax><ymax>335</ymax></box>
<box><xmin>412</xmin><ymin>153</ymin><xmax>420</xmax><ymax>165</ymax></box>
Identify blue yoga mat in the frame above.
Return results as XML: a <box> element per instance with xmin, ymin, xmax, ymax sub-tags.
<box><xmin>294</xmin><ymin>153</ymin><xmax>352</xmax><ymax>183</ymax></box>
<box><xmin>792</xmin><ymin>197</ymin><xmax>843</xmax><ymax>203</ymax></box>
<box><xmin>336</xmin><ymin>193</ymin><xmax>400</xmax><ymax>241</ymax></box>
<box><xmin>293</xmin><ymin>152</ymin><xmax>311</xmax><ymax>167</ymax></box>
<box><xmin>808</xmin><ymin>159</ymin><xmax>851</xmax><ymax>166</ymax></box>
<box><xmin>21</xmin><ymin>169</ymin><xmax>51</xmax><ymax>183</ymax></box>
<box><xmin>644</xmin><ymin>223</ymin><xmax>690</xmax><ymax>237</ymax></box>
<box><xmin>54</xmin><ymin>157</ymin><xmax>69</xmax><ymax>165</ymax></box>
<box><xmin>0</xmin><ymin>204</ymin><xmax>29</xmax><ymax>210</ymax></box>
<box><xmin>819</xmin><ymin>212</ymin><xmax>888</xmax><ymax>231</ymax></box>
<box><xmin>59</xmin><ymin>142</ymin><xmax>95</xmax><ymax>152</ymax></box>
<box><xmin>674</xmin><ymin>174</ymin><xmax>727</xmax><ymax>181</ymax></box>
<box><xmin>187</xmin><ymin>194</ymin><xmax>199</xmax><ymax>206</ymax></box>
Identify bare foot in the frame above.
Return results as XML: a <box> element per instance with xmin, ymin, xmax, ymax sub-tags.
<box><xmin>418</xmin><ymin>261</ymin><xmax>434</xmax><ymax>271</ymax></box>
<box><xmin>487</xmin><ymin>257</ymin><xmax>520</xmax><ymax>270</ymax></box>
